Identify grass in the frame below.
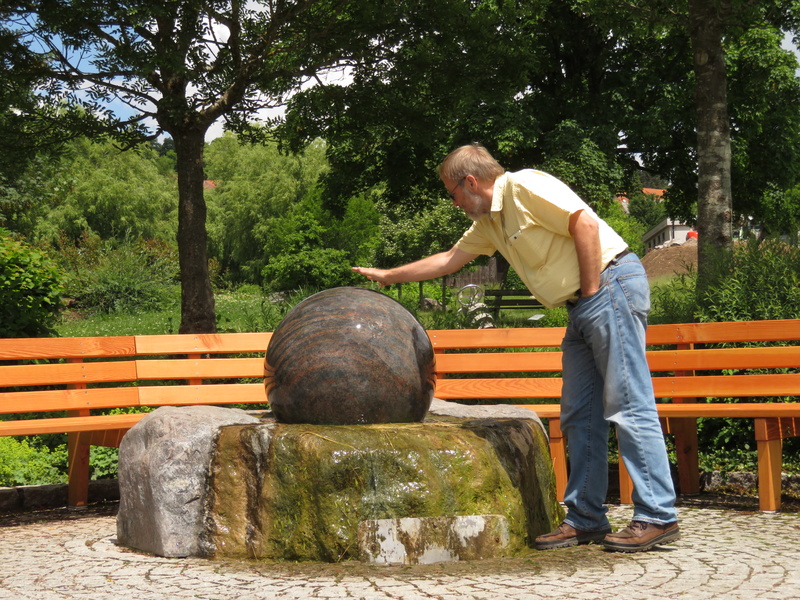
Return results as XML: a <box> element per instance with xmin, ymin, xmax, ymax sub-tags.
<box><xmin>54</xmin><ymin>283</ymin><xmax>569</xmax><ymax>339</ymax></box>
<box><xmin>56</xmin><ymin>287</ymin><xmax>281</xmax><ymax>337</ymax></box>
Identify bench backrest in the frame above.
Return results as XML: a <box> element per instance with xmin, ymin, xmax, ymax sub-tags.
<box><xmin>432</xmin><ymin>319</ymin><xmax>800</xmax><ymax>402</ymax></box>
<box><xmin>0</xmin><ymin>333</ymin><xmax>273</xmax><ymax>419</ymax></box>
<box><xmin>2</xmin><ymin>319</ymin><xmax>800</xmax><ymax>425</ymax></box>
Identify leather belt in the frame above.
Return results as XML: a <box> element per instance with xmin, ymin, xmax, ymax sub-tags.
<box><xmin>607</xmin><ymin>248</ymin><xmax>632</xmax><ymax>267</ymax></box>
<box><xmin>567</xmin><ymin>248</ymin><xmax>632</xmax><ymax>305</ymax></box>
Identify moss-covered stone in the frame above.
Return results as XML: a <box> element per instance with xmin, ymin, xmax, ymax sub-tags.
<box><xmin>204</xmin><ymin>418</ymin><xmax>563</xmax><ymax>562</ymax></box>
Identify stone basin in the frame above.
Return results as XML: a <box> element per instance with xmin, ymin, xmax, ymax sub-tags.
<box><xmin>117</xmin><ymin>402</ymin><xmax>564</xmax><ymax>564</ymax></box>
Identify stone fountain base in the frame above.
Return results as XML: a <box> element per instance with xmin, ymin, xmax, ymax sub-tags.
<box><xmin>116</xmin><ymin>401</ymin><xmax>563</xmax><ymax>564</ymax></box>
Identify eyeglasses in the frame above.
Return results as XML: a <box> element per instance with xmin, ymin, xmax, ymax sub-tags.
<box><xmin>448</xmin><ymin>177</ymin><xmax>466</xmax><ymax>200</ymax></box>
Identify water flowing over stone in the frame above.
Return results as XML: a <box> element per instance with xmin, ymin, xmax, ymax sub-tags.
<box><xmin>116</xmin><ymin>403</ymin><xmax>563</xmax><ymax>563</ymax></box>
<box><xmin>202</xmin><ymin>414</ymin><xmax>562</xmax><ymax>562</ymax></box>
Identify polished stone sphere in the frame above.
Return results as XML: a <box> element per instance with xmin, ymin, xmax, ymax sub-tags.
<box><xmin>264</xmin><ymin>287</ymin><xmax>436</xmax><ymax>425</ymax></box>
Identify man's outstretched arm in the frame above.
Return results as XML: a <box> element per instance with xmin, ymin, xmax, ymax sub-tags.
<box><xmin>352</xmin><ymin>247</ymin><xmax>478</xmax><ymax>287</ymax></box>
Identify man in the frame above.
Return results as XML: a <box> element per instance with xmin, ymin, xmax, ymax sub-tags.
<box><xmin>353</xmin><ymin>143</ymin><xmax>679</xmax><ymax>553</ymax></box>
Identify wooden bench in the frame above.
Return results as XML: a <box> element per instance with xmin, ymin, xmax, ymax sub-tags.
<box><xmin>0</xmin><ymin>333</ymin><xmax>273</xmax><ymax>506</ymax></box>
<box><xmin>483</xmin><ymin>289</ymin><xmax>545</xmax><ymax>319</ymax></box>
<box><xmin>431</xmin><ymin>319</ymin><xmax>800</xmax><ymax>512</ymax></box>
<box><xmin>2</xmin><ymin>319</ymin><xmax>800</xmax><ymax>512</ymax></box>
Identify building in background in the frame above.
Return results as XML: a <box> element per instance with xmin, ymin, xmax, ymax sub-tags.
<box><xmin>643</xmin><ymin>218</ymin><xmax>695</xmax><ymax>252</ymax></box>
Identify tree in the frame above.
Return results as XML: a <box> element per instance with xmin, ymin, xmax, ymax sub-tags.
<box><xmin>590</xmin><ymin>0</ymin><xmax>800</xmax><ymax>291</ymax></box>
<box><xmin>2</xmin><ymin>137</ymin><xmax>178</xmax><ymax>244</ymax></box>
<box><xmin>205</xmin><ymin>134</ymin><xmax>330</xmax><ymax>285</ymax></box>
<box><xmin>3</xmin><ymin>0</ymin><xmax>412</xmax><ymax>332</ymax></box>
<box><xmin>281</xmin><ymin>0</ymin><xmax>800</xmax><ymax>290</ymax></box>
<box><xmin>688</xmin><ymin>0</ymin><xmax>734</xmax><ymax>289</ymax></box>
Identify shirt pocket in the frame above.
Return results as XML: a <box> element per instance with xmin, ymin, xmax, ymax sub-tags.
<box><xmin>506</xmin><ymin>224</ymin><xmax>550</xmax><ymax>270</ymax></box>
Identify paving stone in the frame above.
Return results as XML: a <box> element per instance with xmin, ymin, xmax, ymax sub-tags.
<box><xmin>2</xmin><ymin>503</ymin><xmax>800</xmax><ymax>599</ymax></box>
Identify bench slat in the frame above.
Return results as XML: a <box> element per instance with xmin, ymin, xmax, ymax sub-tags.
<box><xmin>0</xmin><ymin>413</ymin><xmax>146</xmax><ymax>436</ymax></box>
<box><xmin>435</xmin><ymin>377</ymin><xmax>562</xmax><ymax>399</ymax></box>
<box><xmin>0</xmin><ymin>336</ymin><xmax>136</xmax><ymax>360</ymax></box>
<box><xmin>135</xmin><ymin>357</ymin><xmax>264</xmax><ymax>380</ymax></box>
<box><xmin>436</xmin><ymin>345</ymin><xmax>800</xmax><ymax>374</ymax></box>
<box><xmin>134</xmin><ymin>333</ymin><xmax>271</xmax><ymax>355</ymax></box>
<box><xmin>1</xmin><ymin>361</ymin><xmax>138</xmax><ymax>387</ymax></box>
<box><xmin>647</xmin><ymin>345</ymin><xmax>800</xmax><ymax>371</ymax></box>
<box><xmin>431</xmin><ymin>320</ymin><xmax>800</xmax><ymax>350</ymax></box>
<box><xmin>653</xmin><ymin>372</ymin><xmax>800</xmax><ymax>398</ymax></box>
<box><xmin>647</xmin><ymin>320</ymin><xmax>800</xmax><ymax>345</ymax></box>
<box><xmin>428</xmin><ymin>328</ymin><xmax>566</xmax><ymax>349</ymax></box>
<box><xmin>437</xmin><ymin>372</ymin><xmax>800</xmax><ymax>401</ymax></box>
<box><xmin>513</xmin><ymin>402</ymin><xmax>800</xmax><ymax>419</ymax></box>
<box><xmin>138</xmin><ymin>382</ymin><xmax>266</xmax><ymax>406</ymax></box>
<box><xmin>0</xmin><ymin>387</ymin><xmax>141</xmax><ymax>413</ymax></box>
<box><xmin>436</xmin><ymin>352</ymin><xmax>562</xmax><ymax>373</ymax></box>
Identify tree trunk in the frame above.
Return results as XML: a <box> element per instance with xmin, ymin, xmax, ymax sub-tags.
<box><xmin>174</xmin><ymin>129</ymin><xmax>216</xmax><ymax>334</ymax></box>
<box><xmin>689</xmin><ymin>0</ymin><xmax>734</xmax><ymax>294</ymax></box>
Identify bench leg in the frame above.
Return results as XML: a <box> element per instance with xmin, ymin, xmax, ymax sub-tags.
<box><xmin>547</xmin><ymin>418</ymin><xmax>567</xmax><ymax>502</ymax></box>
<box><xmin>667</xmin><ymin>417</ymin><xmax>700</xmax><ymax>495</ymax></box>
<box><xmin>755</xmin><ymin>418</ymin><xmax>783</xmax><ymax>512</ymax></box>
<box><xmin>67</xmin><ymin>432</ymin><xmax>90</xmax><ymax>508</ymax></box>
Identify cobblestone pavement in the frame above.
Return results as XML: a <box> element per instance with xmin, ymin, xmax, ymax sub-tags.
<box><xmin>2</xmin><ymin>500</ymin><xmax>800</xmax><ymax>600</ymax></box>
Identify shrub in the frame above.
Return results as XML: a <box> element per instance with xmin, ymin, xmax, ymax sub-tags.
<box><xmin>0</xmin><ymin>229</ymin><xmax>64</xmax><ymax>337</ymax></box>
<box><xmin>0</xmin><ymin>437</ymin><xmax>67</xmax><ymax>486</ymax></box>
<box><xmin>59</xmin><ymin>235</ymin><xmax>178</xmax><ymax>313</ymax></box>
<box><xmin>650</xmin><ymin>269</ymin><xmax>699</xmax><ymax>325</ymax></box>
<box><xmin>699</xmin><ymin>236</ymin><xmax>800</xmax><ymax>322</ymax></box>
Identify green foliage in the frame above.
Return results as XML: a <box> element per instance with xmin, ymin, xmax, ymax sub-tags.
<box><xmin>652</xmin><ymin>236</ymin><xmax>800</xmax><ymax>324</ymax></box>
<box><xmin>597</xmin><ymin>198</ymin><xmax>646</xmax><ymax>257</ymax></box>
<box><xmin>261</xmin><ymin>215</ymin><xmax>355</xmax><ymax>291</ymax></box>
<box><xmin>650</xmin><ymin>269</ymin><xmax>699</xmax><ymax>325</ymax></box>
<box><xmin>59</xmin><ymin>235</ymin><xmax>178</xmax><ymax>314</ymax></box>
<box><xmin>726</xmin><ymin>26</ymin><xmax>800</xmax><ymax>227</ymax></box>
<box><xmin>0</xmin><ymin>437</ymin><xmax>67</xmax><ymax>486</ymax></box>
<box><xmin>259</xmin><ymin>191</ymin><xmax>381</xmax><ymax>292</ymax></box>
<box><xmin>90</xmin><ymin>446</ymin><xmax>119</xmax><ymax>480</ymax></box>
<box><xmin>539</xmin><ymin>121</ymin><xmax>626</xmax><ymax>213</ymax></box>
<box><xmin>628</xmin><ymin>191</ymin><xmax>668</xmax><ymax>231</ymax></box>
<box><xmin>760</xmin><ymin>184</ymin><xmax>800</xmax><ymax>238</ymax></box>
<box><xmin>30</xmin><ymin>138</ymin><xmax>178</xmax><ymax>245</ymax></box>
<box><xmin>700</xmin><ymin>237</ymin><xmax>800</xmax><ymax>322</ymax></box>
<box><xmin>375</xmin><ymin>193</ymin><xmax>470</xmax><ymax>267</ymax></box>
<box><xmin>650</xmin><ymin>236</ymin><xmax>800</xmax><ymax>471</ymax></box>
<box><xmin>206</xmin><ymin>136</ymin><xmax>338</xmax><ymax>286</ymax></box>
<box><xmin>0</xmin><ymin>229</ymin><xmax>64</xmax><ymax>337</ymax></box>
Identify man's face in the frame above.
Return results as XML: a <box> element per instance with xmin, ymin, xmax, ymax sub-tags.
<box><xmin>445</xmin><ymin>177</ymin><xmax>490</xmax><ymax>222</ymax></box>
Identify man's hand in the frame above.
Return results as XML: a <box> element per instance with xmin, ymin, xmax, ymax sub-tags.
<box><xmin>351</xmin><ymin>266</ymin><xmax>393</xmax><ymax>287</ymax></box>
<box><xmin>352</xmin><ymin>248</ymin><xmax>478</xmax><ymax>289</ymax></box>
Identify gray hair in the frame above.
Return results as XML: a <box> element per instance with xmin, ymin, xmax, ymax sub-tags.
<box><xmin>438</xmin><ymin>143</ymin><xmax>505</xmax><ymax>183</ymax></box>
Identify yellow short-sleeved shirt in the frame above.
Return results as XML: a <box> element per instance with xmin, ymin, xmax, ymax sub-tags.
<box><xmin>455</xmin><ymin>170</ymin><xmax>628</xmax><ymax>308</ymax></box>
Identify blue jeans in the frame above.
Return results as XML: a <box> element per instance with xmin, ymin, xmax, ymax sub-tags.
<box><xmin>561</xmin><ymin>253</ymin><xmax>677</xmax><ymax>531</ymax></box>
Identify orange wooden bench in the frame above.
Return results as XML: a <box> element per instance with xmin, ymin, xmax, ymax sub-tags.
<box><xmin>0</xmin><ymin>333</ymin><xmax>273</xmax><ymax>506</ymax></box>
<box><xmin>430</xmin><ymin>319</ymin><xmax>800</xmax><ymax>512</ymax></box>
<box><xmin>2</xmin><ymin>319</ymin><xmax>800</xmax><ymax>512</ymax></box>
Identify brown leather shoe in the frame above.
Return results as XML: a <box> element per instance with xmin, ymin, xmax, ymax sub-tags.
<box><xmin>534</xmin><ymin>522</ymin><xmax>612</xmax><ymax>550</ymax></box>
<box><xmin>603</xmin><ymin>520</ymin><xmax>680</xmax><ymax>552</ymax></box>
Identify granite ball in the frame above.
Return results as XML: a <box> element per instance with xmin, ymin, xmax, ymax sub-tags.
<box><xmin>264</xmin><ymin>287</ymin><xmax>436</xmax><ymax>425</ymax></box>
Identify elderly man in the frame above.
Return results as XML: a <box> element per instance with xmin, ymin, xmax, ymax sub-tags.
<box><xmin>353</xmin><ymin>143</ymin><xmax>679</xmax><ymax>553</ymax></box>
